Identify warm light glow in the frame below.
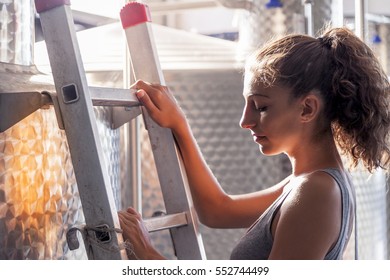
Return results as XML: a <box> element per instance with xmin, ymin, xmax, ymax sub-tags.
<box><xmin>0</xmin><ymin>108</ymin><xmax>83</xmax><ymax>259</ymax></box>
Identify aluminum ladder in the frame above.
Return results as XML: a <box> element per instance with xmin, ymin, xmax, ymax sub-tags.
<box><xmin>34</xmin><ymin>0</ymin><xmax>206</xmax><ymax>260</ymax></box>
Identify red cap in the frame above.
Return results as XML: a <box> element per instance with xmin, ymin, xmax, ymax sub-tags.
<box><xmin>35</xmin><ymin>0</ymin><xmax>71</xmax><ymax>13</ymax></box>
<box><xmin>120</xmin><ymin>2</ymin><xmax>151</xmax><ymax>29</ymax></box>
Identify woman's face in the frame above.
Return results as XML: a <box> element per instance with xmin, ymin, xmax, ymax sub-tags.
<box><xmin>240</xmin><ymin>71</ymin><xmax>304</xmax><ymax>156</ymax></box>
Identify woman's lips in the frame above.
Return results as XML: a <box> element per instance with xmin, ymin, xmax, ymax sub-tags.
<box><xmin>253</xmin><ymin>135</ymin><xmax>267</xmax><ymax>143</ymax></box>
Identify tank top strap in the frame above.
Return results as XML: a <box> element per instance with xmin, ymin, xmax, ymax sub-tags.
<box><xmin>318</xmin><ymin>168</ymin><xmax>354</xmax><ymax>260</ymax></box>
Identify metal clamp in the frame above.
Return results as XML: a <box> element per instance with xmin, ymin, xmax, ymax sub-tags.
<box><xmin>66</xmin><ymin>224</ymin><xmax>123</xmax><ymax>251</ymax></box>
<box><xmin>66</xmin><ymin>225</ymin><xmax>85</xmax><ymax>251</ymax></box>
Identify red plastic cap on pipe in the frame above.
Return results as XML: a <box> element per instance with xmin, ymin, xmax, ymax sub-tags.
<box><xmin>35</xmin><ymin>0</ymin><xmax>71</xmax><ymax>13</ymax></box>
<box><xmin>120</xmin><ymin>2</ymin><xmax>151</xmax><ymax>29</ymax></box>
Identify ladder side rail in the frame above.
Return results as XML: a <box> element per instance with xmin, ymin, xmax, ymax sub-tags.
<box><xmin>35</xmin><ymin>1</ymin><xmax>126</xmax><ymax>260</ymax></box>
<box><xmin>120</xmin><ymin>3</ymin><xmax>206</xmax><ymax>260</ymax></box>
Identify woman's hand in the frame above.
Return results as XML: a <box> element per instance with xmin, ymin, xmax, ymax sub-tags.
<box><xmin>118</xmin><ymin>207</ymin><xmax>165</xmax><ymax>260</ymax></box>
<box><xmin>132</xmin><ymin>80</ymin><xmax>187</xmax><ymax>134</ymax></box>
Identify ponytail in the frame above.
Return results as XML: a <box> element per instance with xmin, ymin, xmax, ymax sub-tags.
<box><xmin>321</xmin><ymin>27</ymin><xmax>390</xmax><ymax>172</ymax></box>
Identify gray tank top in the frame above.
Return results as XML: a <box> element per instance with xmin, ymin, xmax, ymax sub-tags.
<box><xmin>230</xmin><ymin>168</ymin><xmax>355</xmax><ymax>260</ymax></box>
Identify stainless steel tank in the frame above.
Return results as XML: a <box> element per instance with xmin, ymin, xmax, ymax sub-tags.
<box><xmin>0</xmin><ymin>0</ymin><xmax>34</xmax><ymax>65</ymax></box>
<box><xmin>237</xmin><ymin>0</ymin><xmax>336</xmax><ymax>57</ymax></box>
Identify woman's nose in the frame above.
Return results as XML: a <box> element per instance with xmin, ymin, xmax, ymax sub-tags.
<box><xmin>240</xmin><ymin>107</ymin><xmax>256</xmax><ymax>129</ymax></box>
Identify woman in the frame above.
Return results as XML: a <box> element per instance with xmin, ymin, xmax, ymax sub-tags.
<box><xmin>118</xmin><ymin>27</ymin><xmax>390</xmax><ymax>260</ymax></box>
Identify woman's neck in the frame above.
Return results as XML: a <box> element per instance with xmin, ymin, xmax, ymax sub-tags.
<box><xmin>287</xmin><ymin>132</ymin><xmax>343</xmax><ymax>176</ymax></box>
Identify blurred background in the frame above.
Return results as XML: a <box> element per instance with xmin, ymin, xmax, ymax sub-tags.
<box><xmin>0</xmin><ymin>0</ymin><xmax>389</xmax><ymax>260</ymax></box>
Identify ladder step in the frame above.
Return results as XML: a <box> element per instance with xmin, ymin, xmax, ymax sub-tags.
<box><xmin>144</xmin><ymin>212</ymin><xmax>189</xmax><ymax>233</ymax></box>
<box><xmin>46</xmin><ymin>87</ymin><xmax>139</xmax><ymax>107</ymax></box>
<box><xmin>89</xmin><ymin>87</ymin><xmax>139</xmax><ymax>107</ymax></box>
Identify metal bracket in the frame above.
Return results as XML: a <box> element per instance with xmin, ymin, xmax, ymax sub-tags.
<box><xmin>89</xmin><ymin>87</ymin><xmax>141</xmax><ymax>129</ymax></box>
<box><xmin>44</xmin><ymin>91</ymin><xmax>66</xmax><ymax>130</ymax></box>
<box><xmin>0</xmin><ymin>91</ymin><xmax>52</xmax><ymax>132</ymax></box>
<box><xmin>112</xmin><ymin>106</ymin><xmax>141</xmax><ymax>129</ymax></box>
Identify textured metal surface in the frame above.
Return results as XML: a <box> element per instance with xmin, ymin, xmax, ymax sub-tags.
<box><xmin>0</xmin><ymin>108</ymin><xmax>87</xmax><ymax>259</ymax></box>
<box><xmin>0</xmin><ymin>0</ymin><xmax>34</xmax><ymax>65</ymax></box>
<box><xmin>367</xmin><ymin>22</ymin><xmax>390</xmax><ymax>261</ymax></box>
<box><xmin>0</xmin><ymin>66</ymin><xmax>122</xmax><ymax>260</ymax></box>
<box><xmin>237</xmin><ymin>0</ymin><xmax>334</xmax><ymax>57</ymax></box>
<box><xmin>0</xmin><ymin>105</ymin><xmax>122</xmax><ymax>259</ymax></box>
<box><xmin>237</xmin><ymin>0</ymin><xmax>302</xmax><ymax>57</ymax></box>
<box><xmin>350</xmin><ymin>167</ymin><xmax>388</xmax><ymax>259</ymax></box>
<box><xmin>311</xmin><ymin>0</ymin><xmax>333</xmax><ymax>35</ymax></box>
<box><xmin>94</xmin><ymin>106</ymin><xmax>121</xmax><ymax>209</ymax></box>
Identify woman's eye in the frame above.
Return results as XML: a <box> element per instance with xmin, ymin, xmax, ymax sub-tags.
<box><xmin>256</xmin><ymin>106</ymin><xmax>267</xmax><ymax>112</ymax></box>
<box><xmin>251</xmin><ymin>100</ymin><xmax>267</xmax><ymax>112</ymax></box>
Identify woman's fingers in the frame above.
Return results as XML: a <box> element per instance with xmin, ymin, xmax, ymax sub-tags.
<box><xmin>136</xmin><ymin>89</ymin><xmax>159</xmax><ymax>113</ymax></box>
<box><xmin>118</xmin><ymin>212</ymin><xmax>134</xmax><ymax>229</ymax></box>
<box><xmin>132</xmin><ymin>80</ymin><xmax>164</xmax><ymax>114</ymax></box>
<box><xmin>131</xmin><ymin>79</ymin><xmax>153</xmax><ymax>91</ymax></box>
<box><xmin>130</xmin><ymin>79</ymin><xmax>186</xmax><ymax>131</ymax></box>
<box><xmin>134</xmin><ymin>82</ymin><xmax>168</xmax><ymax>108</ymax></box>
<box><xmin>132</xmin><ymin>80</ymin><xmax>164</xmax><ymax>101</ymax></box>
<box><xmin>126</xmin><ymin>207</ymin><xmax>142</xmax><ymax>218</ymax></box>
<box><xmin>118</xmin><ymin>211</ymin><xmax>142</xmax><ymax>240</ymax></box>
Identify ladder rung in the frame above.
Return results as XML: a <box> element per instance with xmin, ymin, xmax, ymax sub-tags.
<box><xmin>144</xmin><ymin>212</ymin><xmax>189</xmax><ymax>232</ymax></box>
<box><xmin>90</xmin><ymin>87</ymin><xmax>139</xmax><ymax>107</ymax></box>
<box><xmin>41</xmin><ymin>87</ymin><xmax>139</xmax><ymax>107</ymax></box>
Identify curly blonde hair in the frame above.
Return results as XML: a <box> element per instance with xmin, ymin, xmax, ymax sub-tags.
<box><xmin>247</xmin><ymin>27</ymin><xmax>390</xmax><ymax>172</ymax></box>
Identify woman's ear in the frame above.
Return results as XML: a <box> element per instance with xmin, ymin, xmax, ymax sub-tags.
<box><xmin>300</xmin><ymin>93</ymin><xmax>321</xmax><ymax>123</ymax></box>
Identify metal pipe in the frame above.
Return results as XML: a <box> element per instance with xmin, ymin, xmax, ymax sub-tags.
<box><xmin>123</xmin><ymin>0</ymin><xmax>142</xmax><ymax>214</ymax></box>
<box><xmin>147</xmin><ymin>0</ymin><xmax>218</xmax><ymax>14</ymax></box>
<box><xmin>355</xmin><ymin>0</ymin><xmax>367</xmax><ymax>40</ymax></box>
<box><xmin>129</xmin><ymin>118</ymin><xmax>142</xmax><ymax>213</ymax></box>
<box><xmin>366</xmin><ymin>13</ymin><xmax>390</xmax><ymax>24</ymax></box>
<box><xmin>303</xmin><ymin>0</ymin><xmax>314</xmax><ymax>36</ymax></box>
<box><xmin>146</xmin><ymin>0</ymin><xmax>255</xmax><ymax>14</ymax></box>
<box><xmin>331</xmin><ymin>0</ymin><xmax>344</xmax><ymax>27</ymax></box>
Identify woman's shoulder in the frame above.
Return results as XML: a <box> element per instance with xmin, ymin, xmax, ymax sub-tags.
<box><xmin>286</xmin><ymin>169</ymin><xmax>342</xmax><ymax>211</ymax></box>
<box><xmin>270</xmin><ymin>169</ymin><xmax>344</xmax><ymax>259</ymax></box>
